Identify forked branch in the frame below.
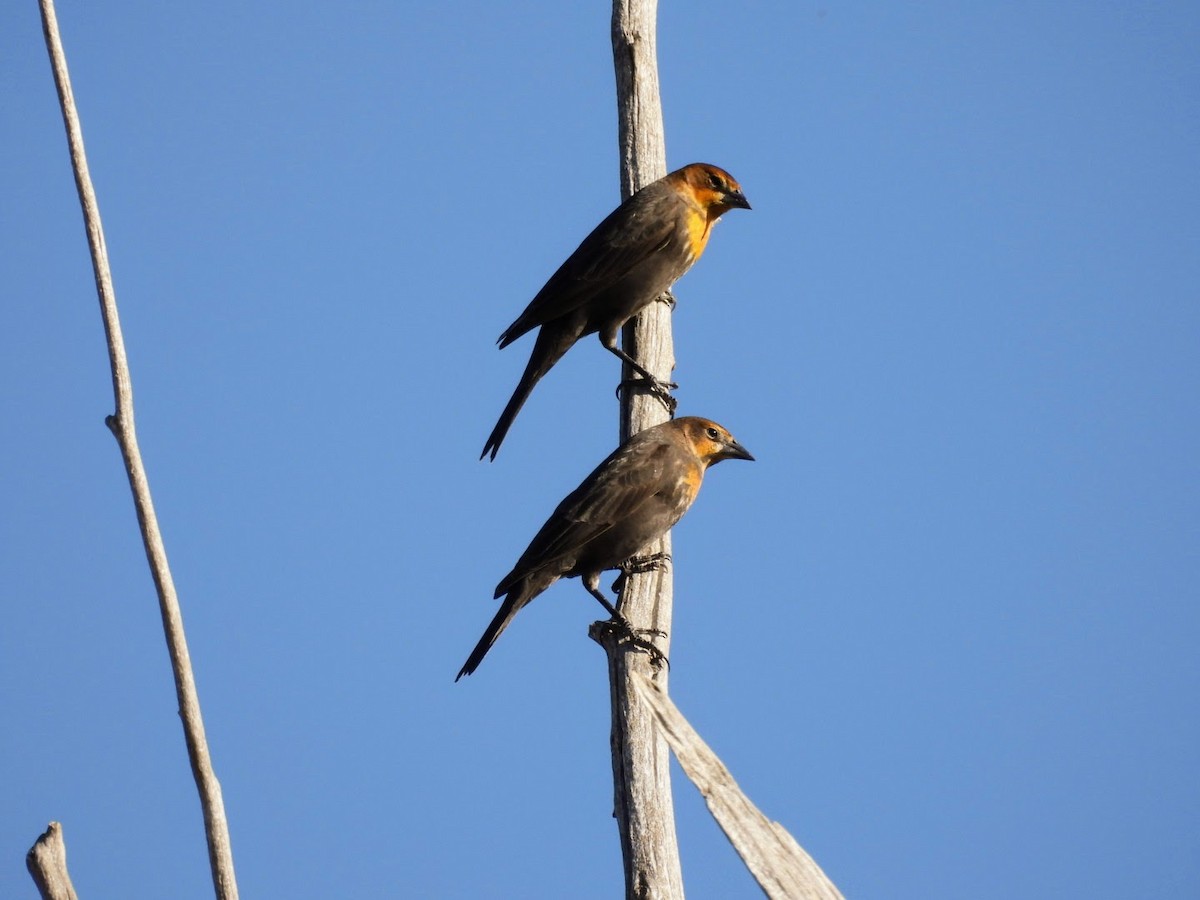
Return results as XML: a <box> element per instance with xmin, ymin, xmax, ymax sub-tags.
<box><xmin>634</xmin><ymin>677</ymin><xmax>846</xmax><ymax>900</ymax></box>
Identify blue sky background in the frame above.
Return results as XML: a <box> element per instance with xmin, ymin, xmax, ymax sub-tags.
<box><xmin>3</xmin><ymin>2</ymin><xmax>1198</xmax><ymax>897</ymax></box>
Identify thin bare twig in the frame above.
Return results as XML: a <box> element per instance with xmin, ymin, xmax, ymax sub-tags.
<box><xmin>37</xmin><ymin>2</ymin><xmax>239</xmax><ymax>897</ymax></box>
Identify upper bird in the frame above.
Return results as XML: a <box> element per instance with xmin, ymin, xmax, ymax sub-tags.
<box><xmin>458</xmin><ymin>416</ymin><xmax>754</xmax><ymax>680</ymax></box>
<box><xmin>480</xmin><ymin>163</ymin><xmax>750</xmax><ymax>461</ymax></box>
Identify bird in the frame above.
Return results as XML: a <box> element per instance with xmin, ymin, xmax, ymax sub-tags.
<box><xmin>457</xmin><ymin>416</ymin><xmax>754</xmax><ymax>680</ymax></box>
<box><xmin>480</xmin><ymin>163</ymin><xmax>750</xmax><ymax>461</ymax></box>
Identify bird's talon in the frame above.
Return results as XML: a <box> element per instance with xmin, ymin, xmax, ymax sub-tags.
<box><xmin>617</xmin><ymin>377</ymin><xmax>678</xmax><ymax>415</ymax></box>
<box><xmin>611</xmin><ymin>552</ymin><xmax>672</xmax><ymax>592</ymax></box>
<box><xmin>651</xmin><ymin>384</ymin><xmax>679</xmax><ymax>415</ymax></box>
<box><xmin>605</xmin><ymin>616</ymin><xmax>669</xmax><ymax>669</ymax></box>
<box><xmin>623</xmin><ymin>552</ymin><xmax>672</xmax><ymax>575</ymax></box>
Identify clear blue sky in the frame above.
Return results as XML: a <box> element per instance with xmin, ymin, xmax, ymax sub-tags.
<box><xmin>3</xmin><ymin>2</ymin><xmax>1198</xmax><ymax>897</ymax></box>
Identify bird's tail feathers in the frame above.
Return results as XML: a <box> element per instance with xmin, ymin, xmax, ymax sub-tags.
<box><xmin>456</xmin><ymin>589</ymin><xmax>529</xmax><ymax>681</ymax></box>
<box><xmin>497</xmin><ymin>320</ymin><xmax>526</xmax><ymax>350</ymax></box>
<box><xmin>481</xmin><ymin>330</ymin><xmax>572</xmax><ymax>461</ymax></box>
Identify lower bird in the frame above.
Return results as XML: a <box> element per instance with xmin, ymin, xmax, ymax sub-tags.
<box><xmin>457</xmin><ymin>416</ymin><xmax>754</xmax><ymax>680</ymax></box>
<box><xmin>481</xmin><ymin>163</ymin><xmax>750</xmax><ymax>460</ymax></box>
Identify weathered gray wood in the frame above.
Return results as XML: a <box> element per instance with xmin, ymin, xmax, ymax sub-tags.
<box><xmin>595</xmin><ymin>2</ymin><xmax>685</xmax><ymax>899</ymax></box>
<box><xmin>37</xmin><ymin>3</ymin><xmax>239</xmax><ymax>897</ymax></box>
<box><xmin>633</xmin><ymin>676</ymin><xmax>845</xmax><ymax>900</ymax></box>
<box><xmin>27</xmin><ymin>823</ymin><xmax>79</xmax><ymax>900</ymax></box>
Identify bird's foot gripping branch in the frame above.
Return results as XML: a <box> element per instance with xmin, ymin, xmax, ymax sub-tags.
<box><xmin>588</xmin><ymin>616</ymin><xmax>670</xmax><ymax>671</ymax></box>
<box><xmin>611</xmin><ymin>552</ymin><xmax>672</xmax><ymax>593</ymax></box>
<box><xmin>622</xmin><ymin>552</ymin><xmax>673</xmax><ymax>575</ymax></box>
<box><xmin>615</xmin><ymin>376</ymin><xmax>679</xmax><ymax>414</ymax></box>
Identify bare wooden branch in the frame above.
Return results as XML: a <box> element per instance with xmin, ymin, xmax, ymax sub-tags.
<box><xmin>27</xmin><ymin>823</ymin><xmax>79</xmax><ymax>900</ymax></box>
<box><xmin>633</xmin><ymin>676</ymin><xmax>845</xmax><ymax>900</ymax></box>
<box><xmin>37</xmin><ymin>3</ymin><xmax>239</xmax><ymax>897</ymax></box>
<box><xmin>596</xmin><ymin>1</ymin><xmax>684</xmax><ymax>899</ymax></box>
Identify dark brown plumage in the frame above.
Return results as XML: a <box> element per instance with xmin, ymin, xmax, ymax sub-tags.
<box><xmin>481</xmin><ymin>163</ymin><xmax>750</xmax><ymax>460</ymax></box>
<box><xmin>458</xmin><ymin>416</ymin><xmax>753</xmax><ymax>680</ymax></box>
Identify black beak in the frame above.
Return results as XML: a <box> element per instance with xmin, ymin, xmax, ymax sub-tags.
<box><xmin>723</xmin><ymin>439</ymin><xmax>755</xmax><ymax>462</ymax></box>
<box><xmin>724</xmin><ymin>190</ymin><xmax>751</xmax><ymax>210</ymax></box>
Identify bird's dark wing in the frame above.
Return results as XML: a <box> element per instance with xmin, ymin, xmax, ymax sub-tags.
<box><xmin>495</xmin><ymin>438</ymin><xmax>677</xmax><ymax>596</ymax></box>
<box><xmin>499</xmin><ymin>187</ymin><xmax>682</xmax><ymax>344</ymax></box>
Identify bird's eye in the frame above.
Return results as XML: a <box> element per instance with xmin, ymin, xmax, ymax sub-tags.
<box><xmin>707</xmin><ymin>173</ymin><xmax>723</xmax><ymax>190</ymax></box>
<box><xmin>705</xmin><ymin>427</ymin><xmax>720</xmax><ymax>440</ymax></box>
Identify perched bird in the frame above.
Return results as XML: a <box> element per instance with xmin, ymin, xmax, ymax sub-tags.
<box><xmin>481</xmin><ymin>163</ymin><xmax>750</xmax><ymax>460</ymax></box>
<box><xmin>458</xmin><ymin>416</ymin><xmax>754</xmax><ymax>680</ymax></box>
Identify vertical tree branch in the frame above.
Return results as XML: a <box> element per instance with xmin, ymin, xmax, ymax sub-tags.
<box><xmin>602</xmin><ymin>2</ymin><xmax>684</xmax><ymax>898</ymax></box>
<box><xmin>38</xmin><ymin>3</ymin><xmax>239</xmax><ymax>897</ymax></box>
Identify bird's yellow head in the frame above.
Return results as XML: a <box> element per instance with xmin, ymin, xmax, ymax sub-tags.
<box><xmin>673</xmin><ymin>163</ymin><xmax>751</xmax><ymax>217</ymax></box>
<box><xmin>676</xmin><ymin>416</ymin><xmax>755</xmax><ymax>468</ymax></box>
